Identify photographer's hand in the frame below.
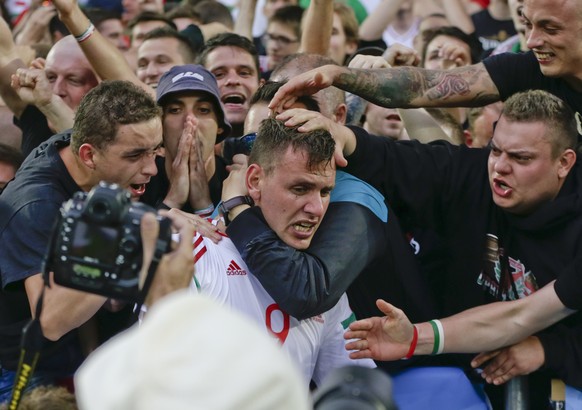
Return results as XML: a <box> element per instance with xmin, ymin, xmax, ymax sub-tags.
<box><xmin>139</xmin><ymin>212</ymin><xmax>195</xmax><ymax>308</ymax></box>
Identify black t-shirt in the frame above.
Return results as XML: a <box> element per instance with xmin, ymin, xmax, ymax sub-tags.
<box><xmin>471</xmin><ymin>9</ymin><xmax>517</xmax><ymax>58</ymax></box>
<box><xmin>13</xmin><ymin>105</ymin><xmax>53</xmax><ymax>158</ymax></box>
<box><xmin>484</xmin><ymin>51</ymin><xmax>582</xmax><ymax>139</ymax></box>
<box><xmin>0</xmin><ymin>132</ymin><xmax>84</xmax><ymax>372</ymax></box>
<box><xmin>344</xmin><ymin>128</ymin><xmax>582</xmax><ymax>388</ymax></box>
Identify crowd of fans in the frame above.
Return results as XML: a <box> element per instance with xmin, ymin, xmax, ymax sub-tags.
<box><xmin>1</xmin><ymin>0</ymin><xmax>581</xmax><ymax>408</ymax></box>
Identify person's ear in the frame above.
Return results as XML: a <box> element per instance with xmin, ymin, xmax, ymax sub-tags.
<box><xmin>246</xmin><ymin>163</ymin><xmax>263</xmax><ymax>203</ymax></box>
<box><xmin>345</xmin><ymin>40</ymin><xmax>358</xmax><ymax>57</ymax></box>
<box><xmin>333</xmin><ymin>103</ymin><xmax>348</xmax><ymax>125</ymax></box>
<box><xmin>558</xmin><ymin>148</ymin><xmax>576</xmax><ymax>179</ymax></box>
<box><xmin>78</xmin><ymin>143</ymin><xmax>98</xmax><ymax>170</ymax></box>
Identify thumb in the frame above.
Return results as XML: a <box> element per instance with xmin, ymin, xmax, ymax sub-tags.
<box><xmin>333</xmin><ymin>147</ymin><xmax>348</xmax><ymax>168</ymax></box>
<box><xmin>376</xmin><ymin>299</ymin><xmax>407</xmax><ymax>323</ymax></box>
<box><xmin>313</xmin><ymin>71</ymin><xmax>327</xmax><ymax>88</ymax></box>
<box><xmin>376</xmin><ymin>299</ymin><xmax>396</xmax><ymax>316</ymax></box>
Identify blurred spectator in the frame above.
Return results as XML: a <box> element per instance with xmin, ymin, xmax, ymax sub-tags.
<box><xmin>136</xmin><ymin>27</ymin><xmax>197</xmax><ymax>89</ymax></box>
<box><xmin>262</xmin><ymin>5</ymin><xmax>303</xmax><ymax>73</ymax></box>
<box><xmin>192</xmin><ymin>0</ymin><xmax>234</xmax><ymax>30</ymax></box>
<box><xmin>84</xmin><ymin>8</ymin><xmax>129</xmax><ymax>51</ymax></box>
<box><xmin>165</xmin><ymin>4</ymin><xmax>201</xmax><ymax>31</ymax></box>
<box><xmin>466</xmin><ymin>102</ymin><xmax>503</xmax><ymax>147</ymax></box>
<box><xmin>470</xmin><ymin>0</ymin><xmax>516</xmax><ymax>57</ymax></box>
<box><xmin>127</xmin><ymin>11</ymin><xmax>176</xmax><ymax>49</ymax></box>
<box><xmin>122</xmin><ymin>0</ymin><xmax>164</xmax><ymax>24</ymax></box>
<box><xmin>329</xmin><ymin>2</ymin><xmax>358</xmax><ymax>65</ymax></box>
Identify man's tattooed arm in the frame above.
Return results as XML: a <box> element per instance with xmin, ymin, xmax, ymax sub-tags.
<box><xmin>334</xmin><ymin>63</ymin><xmax>500</xmax><ymax>109</ymax></box>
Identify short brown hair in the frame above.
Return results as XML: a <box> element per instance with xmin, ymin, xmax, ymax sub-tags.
<box><xmin>501</xmin><ymin>90</ymin><xmax>578</xmax><ymax>158</ymax></box>
<box><xmin>72</xmin><ymin>81</ymin><xmax>161</xmax><ymax>153</ymax></box>
<box><xmin>249</xmin><ymin>118</ymin><xmax>335</xmax><ymax>174</ymax></box>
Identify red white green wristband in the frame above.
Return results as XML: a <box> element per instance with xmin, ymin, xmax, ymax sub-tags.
<box><xmin>429</xmin><ymin>319</ymin><xmax>445</xmax><ymax>355</ymax></box>
<box><xmin>404</xmin><ymin>325</ymin><xmax>418</xmax><ymax>359</ymax></box>
<box><xmin>75</xmin><ymin>22</ymin><xmax>95</xmax><ymax>43</ymax></box>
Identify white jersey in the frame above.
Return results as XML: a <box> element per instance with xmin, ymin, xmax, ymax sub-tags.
<box><xmin>190</xmin><ymin>232</ymin><xmax>375</xmax><ymax>385</ymax></box>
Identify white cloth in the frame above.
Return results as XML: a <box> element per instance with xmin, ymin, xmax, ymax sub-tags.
<box><xmin>191</xmin><ymin>233</ymin><xmax>375</xmax><ymax>385</ymax></box>
<box><xmin>75</xmin><ymin>290</ymin><xmax>310</xmax><ymax>410</ymax></box>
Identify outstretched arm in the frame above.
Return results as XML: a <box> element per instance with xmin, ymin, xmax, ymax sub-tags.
<box><xmin>0</xmin><ymin>16</ymin><xmax>27</xmax><ymax>118</ymax></box>
<box><xmin>347</xmin><ymin>54</ymin><xmax>452</xmax><ymax>144</ymax></box>
<box><xmin>345</xmin><ymin>281</ymin><xmax>574</xmax><ymax>360</ymax></box>
<box><xmin>52</xmin><ymin>0</ymin><xmax>151</xmax><ymax>95</ymax></box>
<box><xmin>14</xmin><ymin>5</ymin><xmax>57</xmax><ymax>46</ymax></box>
<box><xmin>299</xmin><ymin>0</ymin><xmax>333</xmax><ymax>56</ymax></box>
<box><xmin>441</xmin><ymin>0</ymin><xmax>474</xmax><ymax>34</ymax></box>
<box><xmin>269</xmin><ymin>63</ymin><xmax>500</xmax><ymax>112</ymax></box>
<box><xmin>358</xmin><ymin>0</ymin><xmax>407</xmax><ymax>42</ymax></box>
<box><xmin>233</xmin><ymin>0</ymin><xmax>257</xmax><ymax>41</ymax></box>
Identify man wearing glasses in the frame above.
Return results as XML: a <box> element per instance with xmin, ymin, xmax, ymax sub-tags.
<box><xmin>261</xmin><ymin>5</ymin><xmax>304</xmax><ymax>78</ymax></box>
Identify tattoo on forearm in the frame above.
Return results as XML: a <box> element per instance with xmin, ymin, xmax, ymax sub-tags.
<box><xmin>427</xmin><ymin>73</ymin><xmax>470</xmax><ymax>100</ymax></box>
<box><xmin>336</xmin><ymin>68</ymin><xmax>423</xmax><ymax>107</ymax></box>
<box><xmin>335</xmin><ymin>65</ymin><xmax>499</xmax><ymax>108</ymax></box>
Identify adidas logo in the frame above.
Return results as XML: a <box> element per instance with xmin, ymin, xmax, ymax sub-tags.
<box><xmin>226</xmin><ymin>260</ymin><xmax>247</xmax><ymax>276</ymax></box>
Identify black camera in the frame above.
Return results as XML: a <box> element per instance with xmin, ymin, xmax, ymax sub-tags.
<box><xmin>223</xmin><ymin>132</ymin><xmax>257</xmax><ymax>164</ymax></box>
<box><xmin>47</xmin><ymin>181</ymin><xmax>172</xmax><ymax>301</ymax></box>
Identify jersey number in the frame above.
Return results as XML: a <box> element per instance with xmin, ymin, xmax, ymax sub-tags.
<box><xmin>265</xmin><ymin>303</ymin><xmax>290</xmax><ymax>344</ymax></box>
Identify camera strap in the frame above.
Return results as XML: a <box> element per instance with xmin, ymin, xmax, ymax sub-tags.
<box><xmin>7</xmin><ymin>289</ymin><xmax>45</xmax><ymax>410</ymax></box>
<box><xmin>131</xmin><ymin>234</ymin><xmax>167</xmax><ymax>324</ymax></box>
<box><xmin>8</xmin><ymin>224</ymin><xmax>59</xmax><ymax>409</ymax></box>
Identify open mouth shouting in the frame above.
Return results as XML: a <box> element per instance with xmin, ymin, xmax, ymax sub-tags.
<box><xmin>129</xmin><ymin>183</ymin><xmax>147</xmax><ymax>198</ymax></box>
<box><xmin>292</xmin><ymin>220</ymin><xmax>318</xmax><ymax>239</ymax></box>
<box><xmin>492</xmin><ymin>178</ymin><xmax>512</xmax><ymax>198</ymax></box>
<box><xmin>222</xmin><ymin>93</ymin><xmax>247</xmax><ymax>111</ymax></box>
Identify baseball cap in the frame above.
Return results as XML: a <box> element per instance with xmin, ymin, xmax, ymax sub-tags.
<box><xmin>156</xmin><ymin>64</ymin><xmax>232</xmax><ymax>142</ymax></box>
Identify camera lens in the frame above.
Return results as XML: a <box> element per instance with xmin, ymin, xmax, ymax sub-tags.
<box><xmin>120</xmin><ymin>237</ymin><xmax>138</xmax><ymax>254</ymax></box>
<box><xmin>89</xmin><ymin>200</ymin><xmax>112</xmax><ymax>221</ymax></box>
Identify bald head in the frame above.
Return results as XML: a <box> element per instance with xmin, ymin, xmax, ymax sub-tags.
<box><xmin>45</xmin><ymin>36</ymin><xmax>99</xmax><ymax>110</ymax></box>
<box><xmin>271</xmin><ymin>53</ymin><xmax>346</xmax><ymax>123</ymax></box>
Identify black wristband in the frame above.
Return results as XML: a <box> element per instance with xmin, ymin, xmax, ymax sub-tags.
<box><xmin>218</xmin><ymin>195</ymin><xmax>254</xmax><ymax>224</ymax></box>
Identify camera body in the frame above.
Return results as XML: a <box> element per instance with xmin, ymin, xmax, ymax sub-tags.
<box><xmin>223</xmin><ymin>132</ymin><xmax>257</xmax><ymax>164</ymax></box>
<box><xmin>49</xmin><ymin>182</ymin><xmax>171</xmax><ymax>301</ymax></box>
